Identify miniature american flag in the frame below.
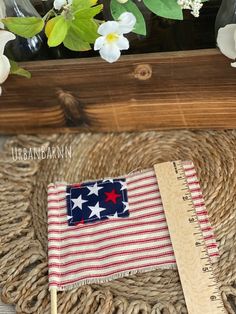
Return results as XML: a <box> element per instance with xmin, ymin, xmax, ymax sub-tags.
<box><xmin>48</xmin><ymin>161</ymin><xmax>219</xmax><ymax>291</ymax></box>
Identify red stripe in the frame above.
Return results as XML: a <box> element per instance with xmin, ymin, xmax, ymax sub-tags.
<box><xmin>48</xmin><ymin>213</ymin><xmax>67</xmax><ymax>219</ymax></box>
<box><xmin>129</xmin><ymin>196</ymin><xmax>161</xmax><ymax>206</ymax></box>
<box><xmin>49</xmin><ymin>242</ymin><xmax>173</xmax><ymax>260</ymax></box>
<box><xmin>48</xmin><ymin>191</ymin><xmax>66</xmax><ymax>197</ymax></box>
<box><xmin>188</xmin><ymin>181</ymin><xmax>200</xmax><ymax>186</ymax></box>
<box><xmin>196</xmin><ymin>210</ymin><xmax>208</xmax><ymax>216</ymax></box>
<box><xmin>49</xmin><ymin>220</ymin><xmax>168</xmax><ymax>240</ymax></box>
<box><xmin>49</xmin><ymin>260</ymin><xmax>176</xmax><ymax>286</ymax></box>
<box><xmin>204</xmin><ymin>234</ymin><xmax>215</xmax><ymax>241</ymax></box>
<box><xmin>48</xmin><ymin>232</ymin><xmax>170</xmax><ymax>250</ymax></box>
<box><xmin>192</xmin><ymin>195</ymin><xmax>203</xmax><ymax>201</ymax></box>
<box><xmin>185</xmin><ymin>173</ymin><xmax>197</xmax><ymax>179</ymax></box>
<box><xmin>194</xmin><ymin>202</ymin><xmax>205</xmax><ymax>208</ymax></box>
<box><xmin>183</xmin><ymin>166</ymin><xmax>195</xmax><ymax>172</ymax></box>
<box><xmin>127</xmin><ymin>174</ymin><xmax>156</xmax><ymax>184</ymax></box>
<box><xmin>209</xmin><ymin>252</ymin><xmax>219</xmax><ymax>257</ymax></box>
<box><xmin>189</xmin><ymin>188</ymin><xmax>201</xmax><ymax>193</ymax></box>
<box><xmin>49</xmin><ymin>249</ymin><xmax>175</xmax><ymax>268</ymax></box>
<box><xmin>48</xmin><ymin>214</ymin><xmax>166</xmax><ymax>234</ymax></box>
<box><xmin>202</xmin><ymin>226</ymin><xmax>213</xmax><ymax>232</ymax></box>
<box><xmin>49</xmin><ymin>254</ymin><xmax>175</xmax><ymax>277</ymax></box>
<box><xmin>49</xmin><ymin>236</ymin><xmax>171</xmax><ymax>254</ymax></box>
<box><xmin>48</xmin><ymin>185</ymin><xmax>66</xmax><ymax>191</ymax></box>
<box><xmin>128</xmin><ymin>188</ymin><xmax>159</xmax><ymax>198</ymax></box>
<box><xmin>48</xmin><ymin>205</ymin><xmax>67</xmax><ymax>210</ymax></box>
<box><xmin>48</xmin><ymin>197</ymin><xmax>66</xmax><ymax>203</ymax></box>
<box><xmin>206</xmin><ymin>243</ymin><xmax>218</xmax><ymax>248</ymax></box>
<box><xmin>48</xmin><ymin>211</ymin><xmax>162</xmax><ymax>226</ymax></box>
<box><xmin>127</xmin><ymin>182</ymin><xmax>159</xmax><ymax>193</ymax></box>
<box><xmin>198</xmin><ymin>218</ymin><xmax>210</xmax><ymax>224</ymax></box>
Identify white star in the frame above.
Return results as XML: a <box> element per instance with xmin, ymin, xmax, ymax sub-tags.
<box><xmin>120</xmin><ymin>180</ymin><xmax>127</xmax><ymax>190</ymax></box>
<box><xmin>103</xmin><ymin>178</ymin><xmax>113</xmax><ymax>183</ymax></box>
<box><xmin>122</xmin><ymin>201</ymin><xmax>128</xmax><ymax>211</ymax></box>
<box><xmin>88</xmin><ymin>202</ymin><xmax>106</xmax><ymax>219</ymax></box>
<box><xmin>67</xmin><ymin>215</ymin><xmax>73</xmax><ymax>220</ymax></box>
<box><xmin>71</xmin><ymin>195</ymin><xmax>88</xmax><ymax>210</ymax></box>
<box><xmin>112</xmin><ymin>212</ymin><xmax>119</xmax><ymax>218</ymax></box>
<box><xmin>87</xmin><ymin>182</ymin><xmax>103</xmax><ymax>196</ymax></box>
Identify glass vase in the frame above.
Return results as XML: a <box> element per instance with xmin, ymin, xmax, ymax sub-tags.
<box><xmin>3</xmin><ymin>0</ymin><xmax>49</xmax><ymax>61</ymax></box>
<box><xmin>215</xmin><ymin>0</ymin><xmax>236</xmax><ymax>34</ymax></box>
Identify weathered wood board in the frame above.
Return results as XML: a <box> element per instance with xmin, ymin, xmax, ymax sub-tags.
<box><xmin>0</xmin><ymin>49</ymin><xmax>235</xmax><ymax>133</ymax></box>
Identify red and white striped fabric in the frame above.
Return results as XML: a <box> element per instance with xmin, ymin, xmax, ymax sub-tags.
<box><xmin>48</xmin><ymin>161</ymin><xmax>219</xmax><ymax>291</ymax></box>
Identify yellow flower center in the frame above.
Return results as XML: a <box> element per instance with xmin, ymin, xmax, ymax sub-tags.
<box><xmin>106</xmin><ymin>33</ymin><xmax>119</xmax><ymax>43</ymax></box>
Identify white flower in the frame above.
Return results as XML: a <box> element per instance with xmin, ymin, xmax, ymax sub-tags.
<box><xmin>217</xmin><ymin>24</ymin><xmax>236</xmax><ymax>68</ymax></box>
<box><xmin>94</xmin><ymin>12</ymin><xmax>136</xmax><ymax>63</ymax></box>
<box><xmin>0</xmin><ymin>30</ymin><xmax>16</xmax><ymax>96</ymax></box>
<box><xmin>118</xmin><ymin>12</ymin><xmax>137</xmax><ymax>34</ymax></box>
<box><xmin>53</xmin><ymin>0</ymin><xmax>72</xmax><ymax>11</ymax></box>
<box><xmin>177</xmin><ymin>0</ymin><xmax>203</xmax><ymax>17</ymax></box>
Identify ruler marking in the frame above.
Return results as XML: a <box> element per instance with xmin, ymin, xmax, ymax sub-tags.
<box><xmin>154</xmin><ymin>161</ymin><xmax>226</xmax><ymax>314</ymax></box>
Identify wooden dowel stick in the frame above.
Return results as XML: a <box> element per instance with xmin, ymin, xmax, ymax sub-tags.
<box><xmin>50</xmin><ymin>287</ymin><xmax>57</xmax><ymax>314</ymax></box>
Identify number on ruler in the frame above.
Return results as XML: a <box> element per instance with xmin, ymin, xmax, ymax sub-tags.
<box><xmin>188</xmin><ymin>217</ymin><xmax>196</xmax><ymax>223</ymax></box>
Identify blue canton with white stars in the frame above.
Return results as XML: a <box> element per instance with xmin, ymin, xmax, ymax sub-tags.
<box><xmin>66</xmin><ymin>178</ymin><xmax>129</xmax><ymax>226</ymax></box>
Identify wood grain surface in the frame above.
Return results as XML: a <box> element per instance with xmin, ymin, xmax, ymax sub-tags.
<box><xmin>0</xmin><ymin>49</ymin><xmax>235</xmax><ymax>134</ymax></box>
<box><xmin>154</xmin><ymin>162</ymin><xmax>226</xmax><ymax>314</ymax></box>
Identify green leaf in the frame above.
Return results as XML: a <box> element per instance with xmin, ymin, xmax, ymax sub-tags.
<box><xmin>45</xmin><ymin>16</ymin><xmax>61</xmax><ymax>38</ymax></box>
<box><xmin>9</xmin><ymin>60</ymin><xmax>31</xmax><ymax>79</ymax></box>
<box><xmin>71</xmin><ymin>18</ymin><xmax>98</xmax><ymax>43</ymax></box>
<box><xmin>75</xmin><ymin>4</ymin><xmax>103</xmax><ymax>19</ymax></box>
<box><xmin>1</xmin><ymin>17</ymin><xmax>44</xmax><ymax>38</ymax></box>
<box><xmin>110</xmin><ymin>0</ymin><xmax>146</xmax><ymax>36</ymax></box>
<box><xmin>47</xmin><ymin>16</ymin><xmax>68</xmax><ymax>47</ymax></box>
<box><xmin>63</xmin><ymin>24</ymin><xmax>91</xmax><ymax>51</ymax></box>
<box><xmin>143</xmin><ymin>0</ymin><xmax>183</xmax><ymax>20</ymax></box>
<box><xmin>72</xmin><ymin>0</ymin><xmax>98</xmax><ymax>11</ymax></box>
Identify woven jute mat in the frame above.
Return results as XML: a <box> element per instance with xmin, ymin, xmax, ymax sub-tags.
<box><xmin>0</xmin><ymin>130</ymin><xmax>236</xmax><ymax>314</ymax></box>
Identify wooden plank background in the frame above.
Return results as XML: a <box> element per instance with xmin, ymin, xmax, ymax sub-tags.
<box><xmin>0</xmin><ymin>49</ymin><xmax>236</xmax><ymax>133</ymax></box>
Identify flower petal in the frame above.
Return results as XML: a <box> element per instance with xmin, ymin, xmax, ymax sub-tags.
<box><xmin>99</xmin><ymin>43</ymin><xmax>121</xmax><ymax>63</ymax></box>
<box><xmin>98</xmin><ymin>21</ymin><xmax>120</xmax><ymax>36</ymax></box>
<box><xmin>231</xmin><ymin>61</ymin><xmax>236</xmax><ymax>67</ymax></box>
<box><xmin>54</xmin><ymin>0</ymin><xmax>66</xmax><ymax>11</ymax></box>
<box><xmin>116</xmin><ymin>35</ymin><xmax>129</xmax><ymax>50</ymax></box>
<box><xmin>118</xmin><ymin>12</ymin><xmax>136</xmax><ymax>34</ymax></box>
<box><xmin>0</xmin><ymin>55</ymin><xmax>10</xmax><ymax>84</ymax></box>
<box><xmin>0</xmin><ymin>30</ymin><xmax>16</xmax><ymax>55</ymax></box>
<box><xmin>217</xmin><ymin>24</ymin><xmax>236</xmax><ymax>60</ymax></box>
<box><xmin>94</xmin><ymin>36</ymin><xmax>105</xmax><ymax>51</ymax></box>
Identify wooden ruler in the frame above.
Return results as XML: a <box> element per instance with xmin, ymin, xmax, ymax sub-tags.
<box><xmin>154</xmin><ymin>161</ymin><xmax>226</xmax><ymax>314</ymax></box>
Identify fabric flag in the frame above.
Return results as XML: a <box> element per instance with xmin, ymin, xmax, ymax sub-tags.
<box><xmin>48</xmin><ymin>161</ymin><xmax>219</xmax><ymax>291</ymax></box>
